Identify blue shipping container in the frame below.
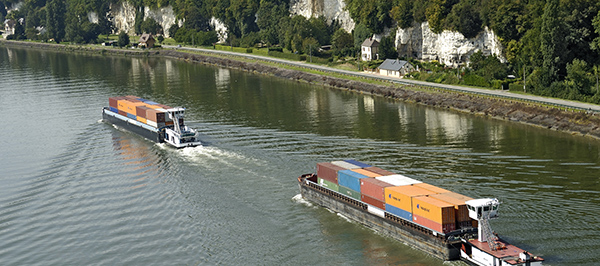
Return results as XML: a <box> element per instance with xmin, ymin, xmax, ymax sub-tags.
<box><xmin>143</xmin><ymin>100</ymin><xmax>159</xmax><ymax>105</ymax></box>
<box><xmin>344</xmin><ymin>160</ymin><xmax>372</xmax><ymax>168</ymax></box>
<box><xmin>109</xmin><ymin>106</ymin><xmax>118</xmax><ymax>113</ymax></box>
<box><xmin>386</xmin><ymin>204</ymin><xmax>412</xmax><ymax>221</ymax></box>
<box><xmin>338</xmin><ymin>169</ymin><xmax>367</xmax><ymax>192</ymax></box>
<box><xmin>126</xmin><ymin>112</ymin><xmax>137</xmax><ymax>120</ymax></box>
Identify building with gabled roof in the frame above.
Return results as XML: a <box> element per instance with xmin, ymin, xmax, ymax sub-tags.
<box><xmin>361</xmin><ymin>37</ymin><xmax>379</xmax><ymax>61</ymax></box>
<box><xmin>378</xmin><ymin>59</ymin><xmax>414</xmax><ymax>78</ymax></box>
<box><xmin>138</xmin><ymin>33</ymin><xmax>156</xmax><ymax>48</ymax></box>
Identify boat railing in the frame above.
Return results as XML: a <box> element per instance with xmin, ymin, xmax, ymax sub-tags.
<box><xmin>303</xmin><ymin>178</ymin><xmax>368</xmax><ymax>211</ymax></box>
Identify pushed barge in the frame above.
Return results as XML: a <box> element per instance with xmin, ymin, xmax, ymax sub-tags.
<box><xmin>102</xmin><ymin>96</ymin><xmax>201</xmax><ymax>148</ymax></box>
<box><xmin>298</xmin><ymin>160</ymin><xmax>544</xmax><ymax>266</ymax></box>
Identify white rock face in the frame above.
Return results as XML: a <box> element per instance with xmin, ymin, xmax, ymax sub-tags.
<box><xmin>144</xmin><ymin>6</ymin><xmax>180</xmax><ymax>37</ymax></box>
<box><xmin>110</xmin><ymin>1</ymin><xmax>136</xmax><ymax>35</ymax></box>
<box><xmin>110</xmin><ymin>2</ymin><xmax>181</xmax><ymax>37</ymax></box>
<box><xmin>396</xmin><ymin>22</ymin><xmax>504</xmax><ymax>67</ymax></box>
<box><xmin>289</xmin><ymin>0</ymin><xmax>355</xmax><ymax>33</ymax></box>
<box><xmin>87</xmin><ymin>12</ymin><xmax>99</xmax><ymax>24</ymax></box>
<box><xmin>210</xmin><ymin>17</ymin><xmax>228</xmax><ymax>43</ymax></box>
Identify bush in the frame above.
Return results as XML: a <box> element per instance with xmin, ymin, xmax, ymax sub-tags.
<box><xmin>268</xmin><ymin>47</ymin><xmax>283</xmax><ymax>52</ymax></box>
<box><xmin>268</xmin><ymin>51</ymin><xmax>304</xmax><ymax>61</ymax></box>
<box><xmin>462</xmin><ymin>73</ymin><xmax>490</xmax><ymax>87</ymax></box>
<box><xmin>252</xmin><ymin>48</ymin><xmax>269</xmax><ymax>56</ymax></box>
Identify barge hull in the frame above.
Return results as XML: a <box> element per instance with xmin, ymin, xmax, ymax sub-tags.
<box><xmin>102</xmin><ymin>108</ymin><xmax>162</xmax><ymax>143</ymax></box>
<box><xmin>299</xmin><ymin>177</ymin><xmax>460</xmax><ymax>261</ymax></box>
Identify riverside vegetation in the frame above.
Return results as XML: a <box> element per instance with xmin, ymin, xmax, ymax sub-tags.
<box><xmin>3</xmin><ymin>0</ymin><xmax>600</xmax><ymax>104</ymax></box>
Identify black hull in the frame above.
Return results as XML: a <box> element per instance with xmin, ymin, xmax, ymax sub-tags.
<box><xmin>298</xmin><ymin>174</ymin><xmax>466</xmax><ymax>261</ymax></box>
<box><xmin>102</xmin><ymin>108</ymin><xmax>163</xmax><ymax>143</ymax></box>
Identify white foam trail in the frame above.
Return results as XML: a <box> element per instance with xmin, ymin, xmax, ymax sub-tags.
<box><xmin>179</xmin><ymin>145</ymin><xmax>243</xmax><ymax>160</ymax></box>
<box><xmin>292</xmin><ymin>194</ymin><xmax>312</xmax><ymax>207</ymax></box>
<box><xmin>336</xmin><ymin>213</ymin><xmax>352</xmax><ymax>223</ymax></box>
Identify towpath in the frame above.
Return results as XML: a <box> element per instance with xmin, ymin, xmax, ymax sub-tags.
<box><xmin>164</xmin><ymin>45</ymin><xmax>600</xmax><ymax>113</ymax></box>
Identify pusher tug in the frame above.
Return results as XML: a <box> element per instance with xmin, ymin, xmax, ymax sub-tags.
<box><xmin>102</xmin><ymin>96</ymin><xmax>201</xmax><ymax>148</ymax></box>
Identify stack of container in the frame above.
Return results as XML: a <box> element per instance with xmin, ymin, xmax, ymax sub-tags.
<box><xmin>108</xmin><ymin>96</ymin><xmax>178</xmax><ymax>129</ymax></box>
<box><xmin>314</xmin><ymin>160</ymin><xmax>476</xmax><ymax>234</ymax></box>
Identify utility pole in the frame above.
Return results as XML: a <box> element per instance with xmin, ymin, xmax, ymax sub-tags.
<box><xmin>595</xmin><ymin>65</ymin><xmax>599</xmax><ymax>94</ymax></box>
<box><xmin>523</xmin><ymin>64</ymin><xmax>526</xmax><ymax>93</ymax></box>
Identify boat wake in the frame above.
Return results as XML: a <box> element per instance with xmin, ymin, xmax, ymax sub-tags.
<box><xmin>292</xmin><ymin>194</ymin><xmax>312</xmax><ymax>207</ymax></box>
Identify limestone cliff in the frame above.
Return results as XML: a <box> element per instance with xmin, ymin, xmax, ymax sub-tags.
<box><xmin>289</xmin><ymin>0</ymin><xmax>355</xmax><ymax>33</ymax></box>
<box><xmin>105</xmin><ymin>1</ymin><xmax>504</xmax><ymax>66</ymax></box>
<box><xmin>109</xmin><ymin>2</ymin><xmax>181</xmax><ymax>38</ymax></box>
<box><xmin>396</xmin><ymin>22</ymin><xmax>504</xmax><ymax>67</ymax></box>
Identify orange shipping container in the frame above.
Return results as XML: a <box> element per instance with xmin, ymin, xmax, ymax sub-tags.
<box><xmin>137</xmin><ymin>117</ymin><xmax>147</xmax><ymax>124</ymax></box>
<box><xmin>412</xmin><ymin>196</ymin><xmax>455</xmax><ymax>224</ymax></box>
<box><xmin>430</xmin><ymin>192</ymin><xmax>473</xmax><ymax>222</ymax></box>
<box><xmin>413</xmin><ymin>214</ymin><xmax>456</xmax><ymax>234</ymax></box>
<box><xmin>117</xmin><ymin>99</ymin><xmax>130</xmax><ymax>111</ymax></box>
<box><xmin>384</xmin><ymin>185</ymin><xmax>435</xmax><ymax>212</ymax></box>
<box><xmin>352</xmin><ymin>168</ymin><xmax>381</xmax><ymax>178</ymax></box>
<box><xmin>413</xmin><ymin>183</ymin><xmax>450</xmax><ymax>194</ymax></box>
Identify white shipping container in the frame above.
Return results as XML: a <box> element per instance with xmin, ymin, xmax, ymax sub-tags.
<box><xmin>331</xmin><ymin>161</ymin><xmax>362</xmax><ymax>169</ymax></box>
<box><xmin>146</xmin><ymin>120</ymin><xmax>158</xmax><ymax>128</ymax></box>
<box><xmin>376</xmin><ymin>174</ymin><xmax>422</xmax><ymax>186</ymax></box>
<box><xmin>367</xmin><ymin>205</ymin><xmax>385</xmax><ymax>218</ymax></box>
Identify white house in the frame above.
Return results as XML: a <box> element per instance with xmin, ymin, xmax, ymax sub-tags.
<box><xmin>361</xmin><ymin>37</ymin><xmax>379</xmax><ymax>61</ymax></box>
<box><xmin>378</xmin><ymin>59</ymin><xmax>414</xmax><ymax>78</ymax></box>
<box><xmin>4</xmin><ymin>19</ymin><xmax>16</xmax><ymax>38</ymax></box>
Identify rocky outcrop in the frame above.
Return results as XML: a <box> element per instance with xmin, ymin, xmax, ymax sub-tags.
<box><xmin>289</xmin><ymin>0</ymin><xmax>355</xmax><ymax>33</ymax></box>
<box><xmin>396</xmin><ymin>22</ymin><xmax>504</xmax><ymax>67</ymax></box>
<box><xmin>110</xmin><ymin>2</ymin><xmax>137</xmax><ymax>35</ymax></box>
<box><xmin>109</xmin><ymin>2</ymin><xmax>181</xmax><ymax>37</ymax></box>
<box><xmin>144</xmin><ymin>6</ymin><xmax>180</xmax><ymax>37</ymax></box>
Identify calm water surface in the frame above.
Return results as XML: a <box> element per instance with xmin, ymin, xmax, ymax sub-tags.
<box><xmin>1</xmin><ymin>46</ymin><xmax>599</xmax><ymax>265</ymax></box>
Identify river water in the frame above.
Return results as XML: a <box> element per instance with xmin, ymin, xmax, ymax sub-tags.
<box><xmin>0</xmin><ymin>46</ymin><xmax>598</xmax><ymax>265</ymax></box>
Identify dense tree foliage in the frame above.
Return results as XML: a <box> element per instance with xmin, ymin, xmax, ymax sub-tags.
<box><xmin>4</xmin><ymin>0</ymin><xmax>600</xmax><ymax>103</ymax></box>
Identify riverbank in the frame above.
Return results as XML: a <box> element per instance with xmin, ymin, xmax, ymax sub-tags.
<box><xmin>4</xmin><ymin>40</ymin><xmax>600</xmax><ymax>139</ymax></box>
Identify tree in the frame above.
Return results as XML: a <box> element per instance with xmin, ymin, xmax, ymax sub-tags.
<box><xmin>565</xmin><ymin>59</ymin><xmax>593</xmax><ymax>97</ymax></box>
<box><xmin>353</xmin><ymin>23</ymin><xmax>371</xmax><ymax>51</ymax></box>
<box><xmin>118</xmin><ymin>31</ymin><xmax>130</xmax><ymax>47</ymax></box>
<box><xmin>446</xmin><ymin>0</ymin><xmax>482</xmax><ymax>39</ymax></box>
<box><xmin>378</xmin><ymin>36</ymin><xmax>397</xmax><ymax>59</ymax></box>
<box><xmin>141</xmin><ymin>17</ymin><xmax>163</xmax><ymax>35</ymax></box>
<box><xmin>12</xmin><ymin>20</ymin><xmax>26</xmax><ymax>40</ymax></box>
<box><xmin>540</xmin><ymin>0</ymin><xmax>567</xmax><ymax>86</ymax></box>
<box><xmin>302</xmin><ymin>37</ymin><xmax>320</xmax><ymax>58</ymax></box>
<box><xmin>45</xmin><ymin>0</ymin><xmax>66</xmax><ymax>42</ymax></box>
<box><xmin>256</xmin><ymin>0</ymin><xmax>289</xmax><ymax>45</ymax></box>
<box><xmin>426</xmin><ymin>1</ymin><xmax>444</xmax><ymax>34</ymax></box>
<box><xmin>390</xmin><ymin>0</ymin><xmax>413</xmax><ymax>29</ymax></box>
<box><xmin>332</xmin><ymin>28</ymin><xmax>354</xmax><ymax>56</ymax></box>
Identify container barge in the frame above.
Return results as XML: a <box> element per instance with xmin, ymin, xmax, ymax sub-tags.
<box><xmin>298</xmin><ymin>160</ymin><xmax>544</xmax><ymax>266</ymax></box>
<box><xmin>102</xmin><ymin>96</ymin><xmax>201</xmax><ymax>148</ymax></box>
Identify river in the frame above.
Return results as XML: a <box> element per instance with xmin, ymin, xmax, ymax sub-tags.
<box><xmin>0</xmin><ymin>46</ymin><xmax>598</xmax><ymax>265</ymax></box>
